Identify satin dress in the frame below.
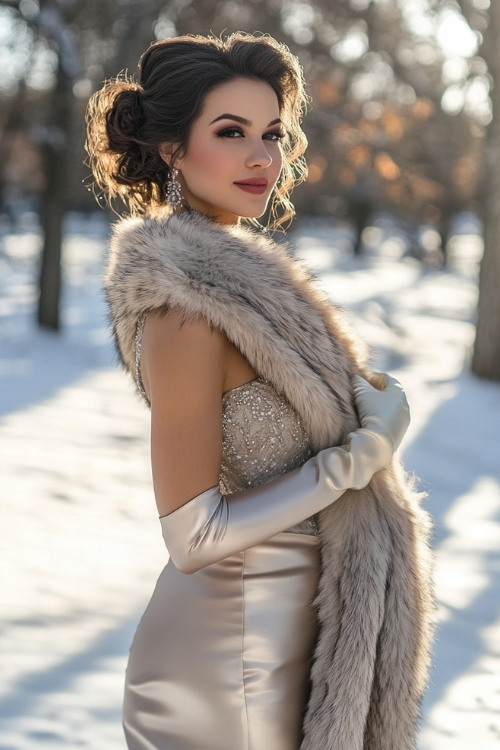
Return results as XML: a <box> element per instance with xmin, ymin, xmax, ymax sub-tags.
<box><xmin>123</xmin><ymin>379</ymin><xmax>321</xmax><ymax>750</ymax></box>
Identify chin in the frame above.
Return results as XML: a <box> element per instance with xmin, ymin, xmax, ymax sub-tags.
<box><xmin>240</xmin><ymin>201</ymin><xmax>272</xmax><ymax>220</ymax></box>
<box><xmin>193</xmin><ymin>196</ymin><xmax>272</xmax><ymax>224</ymax></box>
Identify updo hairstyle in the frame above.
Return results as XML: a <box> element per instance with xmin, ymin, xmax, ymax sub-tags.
<box><xmin>85</xmin><ymin>32</ymin><xmax>308</xmax><ymax>228</ymax></box>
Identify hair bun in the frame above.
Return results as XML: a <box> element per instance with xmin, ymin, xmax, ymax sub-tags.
<box><xmin>107</xmin><ymin>86</ymin><xmax>145</xmax><ymax>151</ymax></box>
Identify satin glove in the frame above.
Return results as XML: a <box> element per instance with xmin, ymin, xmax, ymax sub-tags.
<box><xmin>161</xmin><ymin>373</ymin><xmax>410</xmax><ymax>574</ymax></box>
<box><xmin>354</xmin><ymin>373</ymin><xmax>410</xmax><ymax>452</ymax></box>
<box><xmin>345</xmin><ymin>373</ymin><xmax>410</xmax><ymax>483</ymax></box>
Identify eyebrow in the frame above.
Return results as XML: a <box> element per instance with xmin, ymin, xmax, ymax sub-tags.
<box><xmin>209</xmin><ymin>114</ymin><xmax>282</xmax><ymax>127</ymax></box>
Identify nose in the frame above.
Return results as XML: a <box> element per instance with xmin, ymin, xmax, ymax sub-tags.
<box><xmin>245</xmin><ymin>139</ymin><xmax>273</xmax><ymax>168</ymax></box>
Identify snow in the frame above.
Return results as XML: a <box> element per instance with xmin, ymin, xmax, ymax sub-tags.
<box><xmin>1</xmin><ymin>214</ymin><xmax>499</xmax><ymax>749</ymax></box>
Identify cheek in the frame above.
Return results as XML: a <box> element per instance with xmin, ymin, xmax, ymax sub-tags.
<box><xmin>184</xmin><ymin>139</ymin><xmax>229</xmax><ymax>178</ymax></box>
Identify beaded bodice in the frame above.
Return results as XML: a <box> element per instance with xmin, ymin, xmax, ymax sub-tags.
<box><xmin>219</xmin><ymin>379</ymin><xmax>317</xmax><ymax>535</ymax></box>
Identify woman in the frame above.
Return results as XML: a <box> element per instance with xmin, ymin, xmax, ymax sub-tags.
<box><xmin>86</xmin><ymin>32</ymin><xmax>433</xmax><ymax>750</ymax></box>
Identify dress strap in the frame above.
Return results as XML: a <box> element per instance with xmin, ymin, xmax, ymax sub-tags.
<box><xmin>135</xmin><ymin>312</ymin><xmax>151</xmax><ymax>407</ymax></box>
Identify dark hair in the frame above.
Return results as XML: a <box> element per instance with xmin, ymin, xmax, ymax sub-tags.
<box><xmin>85</xmin><ymin>32</ymin><xmax>308</xmax><ymax>228</ymax></box>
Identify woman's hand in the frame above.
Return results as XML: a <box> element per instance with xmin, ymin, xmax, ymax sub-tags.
<box><xmin>353</xmin><ymin>373</ymin><xmax>411</xmax><ymax>453</ymax></box>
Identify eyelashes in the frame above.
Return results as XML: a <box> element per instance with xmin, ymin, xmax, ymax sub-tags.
<box><xmin>215</xmin><ymin>127</ymin><xmax>285</xmax><ymax>141</ymax></box>
<box><xmin>215</xmin><ymin>127</ymin><xmax>243</xmax><ymax>138</ymax></box>
<box><xmin>264</xmin><ymin>131</ymin><xmax>285</xmax><ymax>142</ymax></box>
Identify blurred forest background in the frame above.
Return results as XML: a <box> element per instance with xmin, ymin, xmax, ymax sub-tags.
<box><xmin>0</xmin><ymin>0</ymin><xmax>498</xmax><ymax>378</ymax></box>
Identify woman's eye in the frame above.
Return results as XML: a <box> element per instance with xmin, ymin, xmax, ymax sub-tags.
<box><xmin>264</xmin><ymin>131</ymin><xmax>285</xmax><ymax>142</ymax></box>
<box><xmin>217</xmin><ymin>127</ymin><xmax>243</xmax><ymax>138</ymax></box>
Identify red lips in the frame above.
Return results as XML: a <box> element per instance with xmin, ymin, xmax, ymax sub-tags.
<box><xmin>234</xmin><ymin>178</ymin><xmax>269</xmax><ymax>195</ymax></box>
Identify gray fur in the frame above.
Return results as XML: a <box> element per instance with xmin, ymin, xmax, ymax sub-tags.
<box><xmin>105</xmin><ymin>211</ymin><xmax>434</xmax><ymax>749</ymax></box>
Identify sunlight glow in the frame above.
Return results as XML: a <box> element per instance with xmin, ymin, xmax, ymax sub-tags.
<box><xmin>464</xmin><ymin>76</ymin><xmax>490</xmax><ymax>116</ymax></box>
<box><xmin>282</xmin><ymin>2</ymin><xmax>316</xmax><ymax>46</ymax></box>
<box><xmin>401</xmin><ymin>0</ymin><xmax>435</xmax><ymax>38</ymax></box>
<box><xmin>26</xmin><ymin>41</ymin><xmax>58</xmax><ymax>91</ymax></box>
<box><xmin>442</xmin><ymin>57</ymin><xmax>470</xmax><ymax>84</ymax></box>
<box><xmin>441</xmin><ymin>85</ymin><xmax>465</xmax><ymax>115</ymax></box>
<box><xmin>436</xmin><ymin>9</ymin><xmax>478</xmax><ymax>58</ymax></box>
<box><xmin>331</xmin><ymin>28</ymin><xmax>369</xmax><ymax>63</ymax></box>
<box><xmin>0</xmin><ymin>8</ymin><xmax>33</xmax><ymax>93</ymax></box>
<box><xmin>154</xmin><ymin>13</ymin><xmax>177</xmax><ymax>40</ymax></box>
<box><xmin>350</xmin><ymin>56</ymin><xmax>394</xmax><ymax>100</ymax></box>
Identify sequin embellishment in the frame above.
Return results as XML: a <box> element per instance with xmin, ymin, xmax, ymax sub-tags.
<box><xmin>219</xmin><ymin>379</ymin><xmax>318</xmax><ymax>536</ymax></box>
<box><xmin>135</xmin><ymin>312</ymin><xmax>150</xmax><ymax>407</ymax></box>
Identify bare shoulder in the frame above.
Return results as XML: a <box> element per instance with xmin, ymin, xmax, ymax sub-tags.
<box><xmin>142</xmin><ymin>307</ymin><xmax>226</xmax><ymax>362</ymax></box>
<box><xmin>141</xmin><ymin>307</ymin><xmax>227</xmax><ymax>406</ymax></box>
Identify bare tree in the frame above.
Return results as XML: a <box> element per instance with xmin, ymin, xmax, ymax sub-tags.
<box><xmin>471</xmin><ymin>0</ymin><xmax>500</xmax><ymax>380</ymax></box>
<box><xmin>36</xmin><ymin>1</ymin><xmax>79</xmax><ymax>330</ymax></box>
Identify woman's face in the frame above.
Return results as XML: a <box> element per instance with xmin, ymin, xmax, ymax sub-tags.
<box><xmin>161</xmin><ymin>77</ymin><xmax>284</xmax><ymax>224</ymax></box>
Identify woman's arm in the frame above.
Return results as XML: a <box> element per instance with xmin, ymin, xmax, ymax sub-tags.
<box><xmin>140</xmin><ymin>307</ymin><xmax>227</xmax><ymax>517</ymax></box>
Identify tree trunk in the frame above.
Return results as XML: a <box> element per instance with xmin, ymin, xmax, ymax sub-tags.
<box><xmin>471</xmin><ymin>0</ymin><xmax>500</xmax><ymax>380</ymax></box>
<box><xmin>37</xmin><ymin>68</ymin><xmax>72</xmax><ymax>331</ymax></box>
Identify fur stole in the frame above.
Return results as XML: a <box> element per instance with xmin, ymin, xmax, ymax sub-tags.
<box><xmin>105</xmin><ymin>211</ymin><xmax>434</xmax><ymax>750</ymax></box>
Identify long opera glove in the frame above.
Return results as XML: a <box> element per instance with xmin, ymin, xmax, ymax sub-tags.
<box><xmin>161</xmin><ymin>373</ymin><xmax>410</xmax><ymax>574</ymax></box>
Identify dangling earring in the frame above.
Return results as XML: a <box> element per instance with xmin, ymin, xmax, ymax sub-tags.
<box><xmin>166</xmin><ymin>167</ymin><xmax>183</xmax><ymax>210</ymax></box>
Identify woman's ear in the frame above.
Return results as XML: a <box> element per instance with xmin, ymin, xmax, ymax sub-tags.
<box><xmin>159</xmin><ymin>142</ymin><xmax>178</xmax><ymax>166</ymax></box>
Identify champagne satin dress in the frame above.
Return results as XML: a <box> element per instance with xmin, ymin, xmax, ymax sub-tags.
<box><xmin>123</xmin><ymin>379</ymin><xmax>321</xmax><ymax>750</ymax></box>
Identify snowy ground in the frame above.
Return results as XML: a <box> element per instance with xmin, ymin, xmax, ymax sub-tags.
<box><xmin>1</xmin><ymin>214</ymin><xmax>499</xmax><ymax>749</ymax></box>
